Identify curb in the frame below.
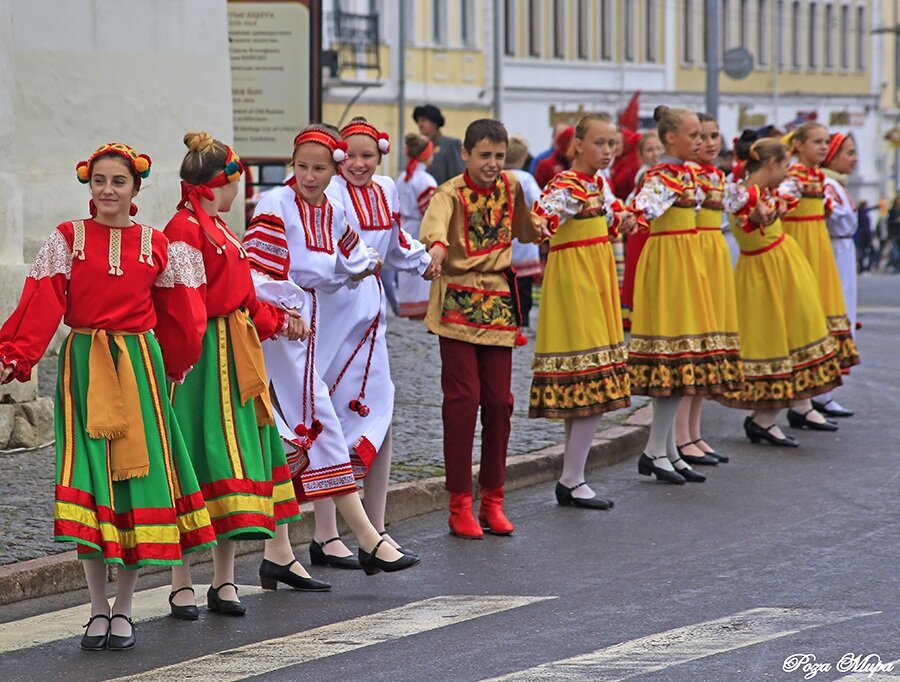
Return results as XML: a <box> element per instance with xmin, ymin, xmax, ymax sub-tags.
<box><xmin>0</xmin><ymin>406</ymin><xmax>650</xmax><ymax>606</ymax></box>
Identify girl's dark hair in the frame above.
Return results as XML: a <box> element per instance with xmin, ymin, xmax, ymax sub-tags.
<box><xmin>744</xmin><ymin>139</ymin><xmax>787</xmax><ymax>174</ymax></box>
<box><xmin>463</xmin><ymin>119</ymin><xmax>507</xmax><ymax>152</ymax></box>
<box><xmin>181</xmin><ymin>131</ymin><xmax>230</xmax><ymax>185</ymax></box>
<box><xmin>734</xmin><ymin>129</ymin><xmax>761</xmax><ymax>162</ymax></box>
<box><xmin>697</xmin><ymin>113</ymin><xmax>717</xmax><ymax>125</ymax></box>
<box><xmin>94</xmin><ymin>152</ymin><xmax>143</xmax><ymax>189</ymax></box>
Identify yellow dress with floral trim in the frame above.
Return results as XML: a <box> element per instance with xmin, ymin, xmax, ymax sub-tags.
<box><xmin>720</xmin><ymin>185</ymin><xmax>842</xmax><ymax>408</ymax></box>
<box><xmin>627</xmin><ymin>162</ymin><xmax>742</xmax><ymax>397</ymax></box>
<box><xmin>529</xmin><ymin>171</ymin><xmax>630</xmax><ymax>419</ymax></box>
<box><xmin>780</xmin><ymin>164</ymin><xmax>859</xmax><ymax>369</ymax></box>
<box><xmin>693</xmin><ymin>164</ymin><xmax>740</xmax><ymax>336</ymax></box>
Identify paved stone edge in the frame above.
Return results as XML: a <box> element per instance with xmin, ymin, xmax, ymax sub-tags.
<box><xmin>0</xmin><ymin>406</ymin><xmax>651</xmax><ymax>605</ymax></box>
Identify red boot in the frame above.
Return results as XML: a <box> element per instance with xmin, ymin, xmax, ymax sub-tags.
<box><xmin>478</xmin><ymin>486</ymin><xmax>515</xmax><ymax>535</ymax></box>
<box><xmin>448</xmin><ymin>492</ymin><xmax>483</xmax><ymax>539</ymax></box>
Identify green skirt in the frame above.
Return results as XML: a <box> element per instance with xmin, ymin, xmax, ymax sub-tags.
<box><xmin>54</xmin><ymin>332</ymin><xmax>217</xmax><ymax>569</ymax></box>
<box><xmin>170</xmin><ymin>317</ymin><xmax>300</xmax><ymax>541</ymax></box>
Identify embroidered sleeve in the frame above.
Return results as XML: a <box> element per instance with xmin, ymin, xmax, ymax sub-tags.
<box><xmin>0</xmin><ymin>228</ymin><xmax>71</xmax><ymax>382</ymax></box>
<box><xmin>244</xmin><ymin>212</ymin><xmax>290</xmax><ymax>281</ymax></box>
<box><xmin>723</xmin><ymin>182</ymin><xmax>750</xmax><ymax>215</ymax></box>
<box><xmin>777</xmin><ymin>176</ymin><xmax>802</xmax><ymax>202</ymax></box>
<box><xmin>154</xmin><ymin>241</ymin><xmax>206</xmax><ymax>288</ymax></box>
<box><xmin>249</xmin><ymin>270</ymin><xmax>307</xmax><ymax>316</ymax></box>
<box><xmin>509</xmin><ymin>175</ymin><xmax>542</xmax><ymax>244</ymax></box>
<box><xmin>631</xmin><ymin>174</ymin><xmax>678</xmax><ymax>223</ymax></box>
<box><xmin>335</xmin><ymin>224</ymin><xmax>379</xmax><ymax>280</ymax></box>
<box><xmin>418</xmin><ymin>189</ymin><xmax>454</xmax><ymax>249</ymax></box>
<box><xmin>416</xmin><ymin>186</ymin><xmax>436</xmax><ymax>216</ymax></box>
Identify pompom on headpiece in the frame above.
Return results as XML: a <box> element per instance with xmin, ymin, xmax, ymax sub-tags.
<box><xmin>76</xmin><ymin>142</ymin><xmax>152</xmax><ymax>184</ymax></box>
<box><xmin>340</xmin><ymin>120</ymin><xmax>391</xmax><ymax>155</ymax></box>
<box><xmin>293</xmin><ymin>128</ymin><xmax>348</xmax><ymax>163</ymax></box>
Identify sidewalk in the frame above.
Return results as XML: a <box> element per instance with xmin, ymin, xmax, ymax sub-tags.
<box><xmin>0</xmin><ymin>314</ymin><xmax>650</xmax><ymax>605</ymax></box>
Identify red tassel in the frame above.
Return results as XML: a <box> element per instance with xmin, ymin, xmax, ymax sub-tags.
<box><xmin>311</xmin><ymin>419</ymin><xmax>323</xmax><ymax>435</ymax></box>
<box><xmin>294</xmin><ymin>424</ymin><xmax>308</xmax><ymax>437</ymax></box>
<box><xmin>129</xmin><ymin>202</ymin><xmax>139</xmax><ymax>216</ymax></box>
<box><xmin>515</xmin><ymin>332</ymin><xmax>528</xmax><ymax>347</ymax></box>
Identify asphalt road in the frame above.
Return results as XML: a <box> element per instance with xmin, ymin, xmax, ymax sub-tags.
<box><xmin>0</xmin><ymin>275</ymin><xmax>897</xmax><ymax>682</ymax></box>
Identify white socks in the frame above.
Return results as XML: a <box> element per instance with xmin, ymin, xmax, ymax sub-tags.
<box><xmin>560</xmin><ymin>414</ymin><xmax>604</xmax><ymax>498</ymax></box>
<box><xmin>645</xmin><ymin>397</ymin><xmax>679</xmax><ymax>472</ymax></box>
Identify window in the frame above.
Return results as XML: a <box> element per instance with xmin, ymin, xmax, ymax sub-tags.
<box><xmin>776</xmin><ymin>0</ymin><xmax>785</xmax><ymax>67</ymax></box>
<box><xmin>722</xmin><ymin>0</ymin><xmax>730</xmax><ymax>52</ymax></box>
<box><xmin>577</xmin><ymin>0</ymin><xmax>589</xmax><ymax>59</ymax></box>
<box><xmin>740</xmin><ymin>0</ymin><xmax>750</xmax><ymax>49</ymax></box>
<box><xmin>686</xmin><ymin>0</ymin><xmax>695</xmax><ymax>63</ymax></box>
<box><xmin>624</xmin><ymin>0</ymin><xmax>635</xmax><ymax>62</ymax></box>
<box><xmin>856</xmin><ymin>5</ymin><xmax>866</xmax><ymax>70</ymax></box>
<box><xmin>432</xmin><ymin>0</ymin><xmax>446</xmax><ymax>45</ymax></box>
<box><xmin>824</xmin><ymin>3</ymin><xmax>834</xmax><ymax>68</ymax></box>
<box><xmin>599</xmin><ymin>0</ymin><xmax>612</xmax><ymax>59</ymax></box>
<box><xmin>553</xmin><ymin>0</ymin><xmax>565</xmax><ymax>58</ymax></box>
<box><xmin>460</xmin><ymin>0</ymin><xmax>474</xmax><ymax>47</ymax></box>
<box><xmin>840</xmin><ymin>3</ymin><xmax>850</xmax><ymax>68</ymax></box>
<box><xmin>645</xmin><ymin>0</ymin><xmax>657</xmax><ymax>62</ymax></box>
<box><xmin>402</xmin><ymin>0</ymin><xmax>415</xmax><ymax>45</ymax></box>
<box><xmin>757</xmin><ymin>0</ymin><xmax>768</xmax><ymax>65</ymax></box>
<box><xmin>808</xmin><ymin>3</ymin><xmax>817</xmax><ymax>68</ymax></box>
<box><xmin>528</xmin><ymin>0</ymin><xmax>540</xmax><ymax>57</ymax></box>
<box><xmin>504</xmin><ymin>0</ymin><xmax>516</xmax><ymax>56</ymax></box>
<box><xmin>791</xmin><ymin>1</ymin><xmax>801</xmax><ymax>67</ymax></box>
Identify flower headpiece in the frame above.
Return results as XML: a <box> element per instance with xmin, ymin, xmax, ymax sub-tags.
<box><xmin>76</xmin><ymin>143</ymin><xmax>151</xmax><ymax>184</ymax></box>
<box><xmin>340</xmin><ymin>120</ymin><xmax>391</xmax><ymax>154</ymax></box>
<box><xmin>293</xmin><ymin>128</ymin><xmax>348</xmax><ymax>163</ymax></box>
<box><xmin>823</xmin><ymin>133</ymin><xmax>849</xmax><ymax>167</ymax></box>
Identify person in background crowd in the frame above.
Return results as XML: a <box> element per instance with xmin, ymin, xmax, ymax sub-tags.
<box><xmin>413</xmin><ymin>104</ymin><xmax>465</xmax><ymax>186</ymax></box>
<box><xmin>505</xmin><ymin>135</ymin><xmax>542</xmax><ymax>326</ymax></box>
<box><xmin>887</xmin><ymin>197</ymin><xmax>900</xmax><ymax>272</ymax></box>
<box><xmin>529</xmin><ymin>122</ymin><xmax>570</xmax><ymax>175</ymax></box>
<box><xmin>534</xmin><ymin>125</ymin><xmax>575</xmax><ymax>189</ymax></box>
<box><xmin>855</xmin><ymin>200</ymin><xmax>875</xmax><ymax>273</ymax></box>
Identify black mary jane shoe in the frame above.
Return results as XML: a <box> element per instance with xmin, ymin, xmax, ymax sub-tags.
<box><xmin>378</xmin><ymin>531</ymin><xmax>419</xmax><ymax>559</ymax></box>
<box><xmin>555</xmin><ymin>481</ymin><xmax>614</xmax><ymax>509</ymax></box>
<box><xmin>743</xmin><ymin>416</ymin><xmax>799</xmax><ymax>447</ymax></box>
<box><xmin>811</xmin><ymin>399</ymin><xmax>854</xmax><ymax>418</ymax></box>
<box><xmin>168</xmin><ymin>586</ymin><xmax>199</xmax><ymax>621</ymax></box>
<box><xmin>671</xmin><ymin>458</ymin><xmax>706</xmax><ymax>483</ymax></box>
<box><xmin>637</xmin><ymin>453</ymin><xmax>686</xmax><ymax>485</ymax></box>
<box><xmin>207</xmin><ymin>582</ymin><xmax>247</xmax><ymax>616</ymax></box>
<box><xmin>787</xmin><ymin>408</ymin><xmax>839</xmax><ymax>432</ymax></box>
<box><xmin>676</xmin><ymin>442</ymin><xmax>718</xmax><ymax>466</ymax></box>
<box><xmin>259</xmin><ymin>559</ymin><xmax>332</xmax><ymax>592</ymax></box>
<box><xmin>309</xmin><ymin>537</ymin><xmax>363</xmax><ymax>570</ymax></box>
<box><xmin>107</xmin><ymin>614</ymin><xmax>136</xmax><ymax>651</ymax></box>
<box><xmin>691</xmin><ymin>439</ymin><xmax>728</xmax><ymax>463</ymax></box>
<box><xmin>80</xmin><ymin>614</ymin><xmax>110</xmax><ymax>651</ymax></box>
<box><xmin>358</xmin><ymin>538</ymin><xmax>421</xmax><ymax>577</ymax></box>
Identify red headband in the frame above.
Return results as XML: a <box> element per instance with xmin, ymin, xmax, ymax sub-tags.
<box><xmin>404</xmin><ymin>140</ymin><xmax>434</xmax><ymax>181</ymax></box>
<box><xmin>823</xmin><ymin>133</ymin><xmax>848</xmax><ymax>167</ymax></box>
<box><xmin>293</xmin><ymin>129</ymin><xmax>348</xmax><ymax>163</ymax></box>
<box><xmin>340</xmin><ymin>121</ymin><xmax>391</xmax><ymax>154</ymax></box>
<box><xmin>177</xmin><ymin>145</ymin><xmax>243</xmax><ymax>252</ymax></box>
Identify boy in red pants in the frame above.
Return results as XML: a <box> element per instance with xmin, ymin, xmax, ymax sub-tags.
<box><xmin>420</xmin><ymin>119</ymin><xmax>544</xmax><ymax>538</ymax></box>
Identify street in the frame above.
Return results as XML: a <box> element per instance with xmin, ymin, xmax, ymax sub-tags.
<box><xmin>0</xmin><ymin>275</ymin><xmax>897</xmax><ymax>681</ymax></box>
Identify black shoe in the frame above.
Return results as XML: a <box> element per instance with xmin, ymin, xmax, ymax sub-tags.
<box><xmin>259</xmin><ymin>559</ymin><xmax>332</xmax><ymax>592</ymax></box>
<box><xmin>689</xmin><ymin>439</ymin><xmax>728</xmax><ymax>463</ymax></box>
<box><xmin>107</xmin><ymin>614</ymin><xmax>135</xmax><ymax>651</ymax></box>
<box><xmin>168</xmin><ymin>586</ymin><xmax>199</xmax><ymax>621</ymax></box>
<box><xmin>811</xmin><ymin>399</ymin><xmax>854</xmax><ymax>418</ymax></box>
<box><xmin>787</xmin><ymin>408</ymin><xmax>839</xmax><ymax>431</ymax></box>
<box><xmin>743</xmin><ymin>416</ymin><xmax>799</xmax><ymax>447</ymax></box>
<box><xmin>309</xmin><ymin>537</ymin><xmax>363</xmax><ymax>570</ymax></box>
<box><xmin>637</xmin><ymin>453</ymin><xmax>686</xmax><ymax>484</ymax></box>
<box><xmin>676</xmin><ymin>443</ymin><xmax>719</xmax><ymax>466</ymax></box>
<box><xmin>207</xmin><ymin>582</ymin><xmax>246</xmax><ymax>616</ymax></box>
<box><xmin>358</xmin><ymin>538</ymin><xmax>421</xmax><ymax>576</ymax></box>
<box><xmin>671</xmin><ymin>458</ymin><xmax>706</xmax><ymax>483</ymax></box>
<box><xmin>80</xmin><ymin>614</ymin><xmax>110</xmax><ymax>651</ymax></box>
<box><xmin>555</xmin><ymin>482</ymin><xmax>614</xmax><ymax>509</ymax></box>
<box><xmin>378</xmin><ymin>531</ymin><xmax>419</xmax><ymax>559</ymax></box>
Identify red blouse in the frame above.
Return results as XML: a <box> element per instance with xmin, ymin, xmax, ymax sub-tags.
<box><xmin>155</xmin><ymin>208</ymin><xmax>286</xmax><ymax>380</ymax></box>
<box><xmin>0</xmin><ymin>218</ymin><xmax>200</xmax><ymax>381</ymax></box>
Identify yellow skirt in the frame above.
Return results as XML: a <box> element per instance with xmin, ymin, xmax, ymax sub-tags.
<box><xmin>696</xmin><ymin>224</ymin><xmax>739</xmax><ymax>336</ymax></box>
<box><xmin>530</xmin><ymin>215</ymin><xmax>630</xmax><ymax>419</ymax></box>
<box><xmin>783</xmin><ymin>200</ymin><xmax>860</xmax><ymax>369</ymax></box>
<box><xmin>628</xmin><ymin>208</ymin><xmax>742</xmax><ymax>397</ymax></box>
<box><xmin>720</xmin><ymin>233</ymin><xmax>843</xmax><ymax>409</ymax></box>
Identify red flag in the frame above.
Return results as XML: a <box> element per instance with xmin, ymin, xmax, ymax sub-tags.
<box><xmin>619</xmin><ymin>91</ymin><xmax>640</xmax><ymax>132</ymax></box>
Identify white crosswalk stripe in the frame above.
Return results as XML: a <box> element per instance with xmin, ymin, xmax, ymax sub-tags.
<box><xmin>485</xmin><ymin>607</ymin><xmax>880</xmax><ymax>681</ymax></box>
<box><xmin>108</xmin><ymin>595</ymin><xmax>555</xmax><ymax>682</ymax></box>
<box><xmin>0</xmin><ymin>584</ymin><xmax>265</xmax><ymax>655</ymax></box>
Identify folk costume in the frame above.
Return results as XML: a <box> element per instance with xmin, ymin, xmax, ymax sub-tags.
<box><xmin>691</xmin><ymin>163</ymin><xmax>740</xmax><ymax>343</ymax></box>
<box><xmin>158</xmin><ymin>148</ymin><xmax>301</xmax><ymax>541</ymax></box>
<box><xmin>530</xmin><ymin>170</ymin><xmax>630</xmax><ymax>419</ymax></box>
<box><xmin>628</xmin><ymin>160</ymin><xmax>742</xmax><ymax>397</ymax></box>
<box><xmin>0</xmin><ymin>145</ymin><xmax>215</xmax><ymax>568</ymax></box>
<box><xmin>396</xmin><ymin>144</ymin><xmax>438</xmax><ymax>318</ymax></box>
<box><xmin>822</xmin><ymin>144</ymin><xmax>858</xmax><ymax>331</ymax></box>
<box><xmin>243</xmin><ymin>177</ymin><xmax>379</xmax><ymax>502</ymax></box>
<box><xmin>419</xmin><ymin>168</ymin><xmax>541</xmax><ymax>537</ymax></box>
<box><xmin>324</xmin><ymin>171</ymin><xmax>430</xmax><ymax>454</ymax></box>
<box><xmin>779</xmin><ymin>164</ymin><xmax>860</xmax><ymax>369</ymax></box>
<box><xmin>720</xmin><ymin>185</ymin><xmax>842</xmax><ymax>408</ymax></box>
<box><xmin>509</xmin><ymin>168</ymin><xmax>543</xmax><ymax>326</ymax></box>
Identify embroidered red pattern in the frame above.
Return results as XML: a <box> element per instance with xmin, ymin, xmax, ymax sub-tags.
<box><xmin>347</xmin><ymin>183</ymin><xmax>392</xmax><ymax>231</ymax></box>
<box><xmin>294</xmin><ymin>194</ymin><xmax>335</xmax><ymax>253</ymax></box>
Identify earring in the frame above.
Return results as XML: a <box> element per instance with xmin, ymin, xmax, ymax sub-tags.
<box><xmin>129</xmin><ymin>203</ymin><xmax>139</xmax><ymax>217</ymax></box>
<box><xmin>88</xmin><ymin>199</ymin><xmax>97</xmax><ymax>217</ymax></box>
